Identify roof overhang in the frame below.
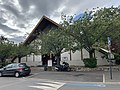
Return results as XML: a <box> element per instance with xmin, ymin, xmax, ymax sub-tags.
<box><xmin>100</xmin><ymin>48</ymin><xmax>109</xmax><ymax>53</ymax></box>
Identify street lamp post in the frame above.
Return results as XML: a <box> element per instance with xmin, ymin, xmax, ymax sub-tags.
<box><xmin>108</xmin><ymin>37</ymin><xmax>112</xmax><ymax>79</ymax></box>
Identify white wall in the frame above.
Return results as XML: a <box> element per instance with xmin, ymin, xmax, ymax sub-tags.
<box><xmin>14</xmin><ymin>49</ymin><xmax>109</xmax><ymax>66</ymax></box>
<box><xmin>61</xmin><ymin>49</ymin><xmax>109</xmax><ymax>66</ymax></box>
<box><xmin>95</xmin><ymin>50</ymin><xmax>109</xmax><ymax>65</ymax></box>
<box><xmin>61</xmin><ymin>50</ymin><xmax>84</xmax><ymax>66</ymax></box>
<box><xmin>14</xmin><ymin>55</ymin><xmax>42</xmax><ymax>66</ymax></box>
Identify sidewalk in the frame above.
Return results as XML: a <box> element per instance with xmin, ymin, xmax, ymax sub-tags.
<box><xmin>30</xmin><ymin>66</ymin><xmax>44</xmax><ymax>73</ymax></box>
<box><xmin>30</xmin><ymin>66</ymin><xmax>120</xmax><ymax>83</ymax></box>
<box><xmin>103</xmin><ymin>71</ymin><xmax>120</xmax><ymax>83</ymax></box>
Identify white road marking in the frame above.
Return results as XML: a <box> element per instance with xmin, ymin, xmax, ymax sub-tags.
<box><xmin>29</xmin><ymin>81</ymin><xmax>65</xmax><ymax>90</ymax></box>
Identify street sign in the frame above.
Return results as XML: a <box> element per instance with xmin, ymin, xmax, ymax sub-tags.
<box><xmin>48</xmin><ymin>60</ymin><xmax>52</xmax><ymax>66</ymax></box>
<box><xmin>108</xmin><ymin>37</ymin><xmax>111</xmax><ymax>45</ymax></box>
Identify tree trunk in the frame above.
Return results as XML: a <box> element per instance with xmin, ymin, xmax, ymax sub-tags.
<box><xmin>81</xmin><ymin>48</ymin><xmax>83</xmax><ymax>60</ymax></box>
<box><xmin>89</xmin><ymin>52</ymin><xmax>93</xmax><ymax>58</ymax></box>
<box><xmin>1</xmin><ymin>58</ymin><xmax>5</xmax><ymax>67</ymax></box>
<box><xmin>56</xmin><ymin>53</ymin><xmax>61</xmax><ymax>66</ymax></box>
<box><xmin>70</xmin><ymin>50</ymin><xmax>72</xmax><ymax>61</ymax></box>
<box><xmin>89</xmin><ymin>49</ymin><xmax>95</xmax><ymax>58</ymax></box>
<box><xmin>18</xmin><ymin>57</ymin><xmax>21</xmax><ymax>63</ymax></box>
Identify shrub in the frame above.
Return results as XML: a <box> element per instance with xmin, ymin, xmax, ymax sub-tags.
<box><xmin>83</xmin><ymin>58</ymin><xmax>97</xmax><ymax>68</ymax></box>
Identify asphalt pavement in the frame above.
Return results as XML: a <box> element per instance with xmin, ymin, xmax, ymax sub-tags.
<box><xmin>0</xmin><ymin>67</ymin><xmax>120</xmax><ymax>90</ymax></box>
<box><xmin>30</xmin><ymin>71</ymin><xmax>103</xmax><ymax>82</ymax></box>
<box><xmin>30</xmin><ymin>66</ymin><xmax>120</xmax><ymax>83</ymax></box>
<box><xmin>0</xmin><ymin>76</ymin><xmax>120</xmax><ymax>90</ymax></box>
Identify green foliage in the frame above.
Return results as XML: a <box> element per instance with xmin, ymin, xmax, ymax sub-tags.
<box><xmin>36</xmin><ymin>27</ymin><xmax>75</xmax><ymax>65</ymax></box>
<box><xmin>0</xmin><ymin>36</ymin><xmax>16</xmax><ymax>65</ymax></box>
<box><xmin>83</xmin><ymin>58</ymin><xmax>97</xmax><ymax>68</ymax></box>
<box><xmin>111</xmin><ymin>39</ymin><xmax>120</xmax><ymax>53</ymax></box>
<box><xmin>92</xmin><ymin>7</ymin><xmax>120</xmax><ymax>43</ymax></box>
<box><xmin>114</xmin><ymin>54</ymin><xmax>120</xmax><ymax>65</ymax></box>
<box><xmin>37</xmin><ymin>28</ymin><xmax>74</xmax><ymax>55</ymax></box>
<box><xmin>0</xmin><ymin>36</ymin><xmax>35</xmax><ymax>64</ymax></box>
<box><xmin>0</xmin><ymin>61</ymin><xmax>11</xmax><ymax>67</ymax></box>
<box><xmin>66</xmin><ymin>11</ymin><xmax>96</xmax><ymax>58</ymax></box>
<box><xmin>0</xmin><ymin>42</ymin><xmax>14</xmax><ymax>60</ymax></box>
<box><xmin>66</xmin><ymin>6</ymin><xmax>120</xmax><ymax>58</ymax></box>
<box><xmin>13</xmin><ymin>43</ymin><xmax>35</xmax><ymax>58</ymax></box>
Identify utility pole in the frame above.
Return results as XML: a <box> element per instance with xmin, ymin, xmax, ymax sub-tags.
<box><xmin>108</xmin><ymin>37</ymin><xmax>112</xmax><ymax>79</ymax></box>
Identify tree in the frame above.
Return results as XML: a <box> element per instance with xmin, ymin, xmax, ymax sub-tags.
<box><xmin>36</xmin><ymin>28</ymin><xmax>74</xmax><ymax>65</ymax></box>
<box><xmin>0</xmin><ymin>43</ymin><xmax>11</xmax><ymax>65</ymax></box>
<box><xmin>111</xmin><ymin>39</ymin><xmax>120</xmax><ymax>54</ymax></box>
<box><xmin>0</xmin><ymin>36</ymin><xmax>8</xmax><ymax>43</ymax></box>
<box><xmin>13</xmin><ymin>43</ymin><xmax>35</xmax><ymax>63</ymax></box>
<box><xmin>92</xmin><ymin>6</ymin><xmax>120</xmax><ymax>43</ymax></box>
<box><xmin>0</xmin><ymin>35</ymin><xmax>36</xmax><ymax>64</ymax></box>
<box><xmin>0</xmin><ymin>36</ymin><xmax>15</xmax><ymax>66</ymax></box>
<box><xmin>67</xmin><ymin>6</ymin><xmax>120</xmax><ymax>58</ymax></box>
<box><xmin>66</xmin><ymin>11</ymin><xmax>96</xmax><ymax>58</ymax></box>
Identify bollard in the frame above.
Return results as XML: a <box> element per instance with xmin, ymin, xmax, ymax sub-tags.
<box><xmin>103</xmin><ymin>74</ymin><xmax>105</xmax><ymax>83</ymax></box>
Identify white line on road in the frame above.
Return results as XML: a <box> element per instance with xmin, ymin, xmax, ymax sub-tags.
<box><xmin>29</xmin><ymin>81</ymin><xmax>65</xmax><ymax>90</ymax></box>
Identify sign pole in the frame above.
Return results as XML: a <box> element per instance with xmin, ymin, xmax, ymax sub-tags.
<box><xmin>108</xmin><ymin>37</ymin><xmax>112</xmax><ymax>80</ymax></box>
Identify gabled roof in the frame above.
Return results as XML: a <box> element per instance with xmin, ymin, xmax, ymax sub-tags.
<box><xmin>24</xmin><ymin>16</ymin><xmax>61</xmax><ymax>45</ymax></box>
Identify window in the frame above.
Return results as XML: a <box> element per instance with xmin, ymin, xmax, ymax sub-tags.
<box><xmin>6</xmin><ymin>64</ymin><xmax>13</xmax><ymax>68</ymax></box>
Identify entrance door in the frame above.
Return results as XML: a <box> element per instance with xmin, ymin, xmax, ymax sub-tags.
<box><xmin>42</xmin><ymin>54</ymin><xmax>56</xmax><ymax>66</ymax></box>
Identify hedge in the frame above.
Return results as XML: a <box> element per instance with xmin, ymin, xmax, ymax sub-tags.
<box><xmin>83</xmin><ymin>58</ymin><xmax>97</xmax><ymax>68</ymax></box>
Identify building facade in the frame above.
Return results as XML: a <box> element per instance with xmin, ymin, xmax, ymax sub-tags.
<box><xmin>14</xmin><ymin>16</ymin><xmax>109</xmax><ymax>66</ymax></box>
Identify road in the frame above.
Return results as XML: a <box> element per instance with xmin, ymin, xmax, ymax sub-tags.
<box><xmin>0</xmin><ymin>71</ymin><xmax>120</xmax><ymax>90</ymax></box>
<box><xmin>30</xmin><ymin>71</ymin><xmax>103</xmax><ymax>82</ymax></box>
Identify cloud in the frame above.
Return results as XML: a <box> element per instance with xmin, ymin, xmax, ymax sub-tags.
<box><xmin>0</xmin><ymin>23</ymin><xmax>21</xmax><ymax>34</ymax></box>
<box><xmin>0</xmin><ymin>2</ymin><xmax>27</xmax><ymax>24</ymax></box>
<box><xmin>17</xmin><ymin>23</ymin><xmax>26</xmax><ymax>28</ymax></box>
<box><xmin>0</xmin><ymin>18</ymin><xmax>7</xmax><ymax>23</ymax></box>
<box><xmin>1</xmin><ymin>4</ymin><xmax>21</xmax><ymax>19</ymax></box>
<box><xmin>18</xmin><ymin>0</ymin><xmax>65</xmax><ymax>18</ymax></box>
<box><xmin>0</xmin><ymin>0</ymin><xmax>120</xmax><ymax>44</ymax></box>
<box><xmin>8</xmin><ymin>35</ymin><xmax>25</xmax><ymax>44</ymax></box>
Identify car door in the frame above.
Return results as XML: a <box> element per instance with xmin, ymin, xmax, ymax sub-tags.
<box><xmin>3</xmin><ymin>64</ymin><xmax>14</xmax><ymax>75</ymax></box>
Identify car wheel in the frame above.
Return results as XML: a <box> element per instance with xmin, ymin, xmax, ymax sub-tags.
<box><xmin>0</xmin><ymin>72</ymin><xmax>2</xmax><ymax>77</ymax></box>
<box><xmin>15</xmin><ymin>72</ymin><xmax>20</xmax><ymax>78</ymax></box>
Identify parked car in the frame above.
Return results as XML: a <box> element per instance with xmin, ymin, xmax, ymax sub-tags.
<box><xmin>0</xmin><ymin>63</ymin><xmax>31</xmax><ymax>77</ymax></box>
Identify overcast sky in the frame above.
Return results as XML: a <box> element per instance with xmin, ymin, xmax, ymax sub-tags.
<box><xmin>0</xmin><ymin>0</ymin><xmax>120</xmax><ymax>43</ymax></box>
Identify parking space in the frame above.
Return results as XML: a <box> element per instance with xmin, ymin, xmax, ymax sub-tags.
<box><xmin>29</xmin><ymin>71</ymin><xmax>103</xmax><ymax>82</ymax></box>
<box><xmin>0</xmin><ymin>71</ymin><xmax>120</xmax><ymax>90</ymax></box>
